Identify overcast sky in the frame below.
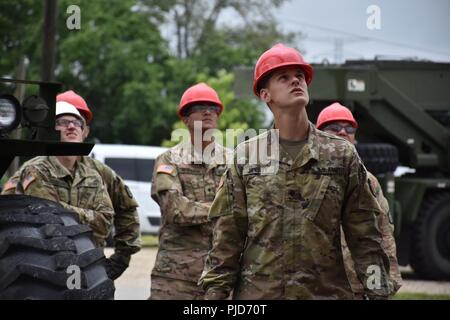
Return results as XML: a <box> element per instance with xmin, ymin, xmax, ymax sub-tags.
<box><xmin>274</xmin><ymin>0</ymin><xmax>450</xmax><ymax>63</ymax></box>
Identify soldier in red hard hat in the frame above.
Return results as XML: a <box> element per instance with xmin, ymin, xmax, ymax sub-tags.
<box><xmin>3</xmin><ymin>90</ymin><xmax>142</xmax><ymax>282</ymax></box>
<box><xmin>56</xmin><ymin>90</ymin><xmax>142</xmax><ymax>282</ymax></box>
<box><xmin>317</xmin><ymin>102</ymin><xmax>402</xmax><ymax>297</ymax></box>
<box><xmin>200</xmin><ymin>44</ymin><xmax>393</xmax><ymax>300</ymax></box>
<box><xmin>149</xmin><ymin>83</ymin><xmax>232</xmax><ymax>299</ymax></box>
<box><xmin>57</xmin><ymin>90</ymin><xmax>93</xmax><ymax>124</ymax></box>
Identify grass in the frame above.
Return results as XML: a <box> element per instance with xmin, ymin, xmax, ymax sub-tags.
<box><xmin>141</xmin><ymin>235</ymin><xmax>159</xmax><ymax>247</ymax></box>
<box><xmin>393</xmin><ymin>292</ymin><xmax>450</xmax><ymax>300</ymax></box>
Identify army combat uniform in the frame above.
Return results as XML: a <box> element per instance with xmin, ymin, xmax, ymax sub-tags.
<box><xmin>150</xmin><ymin>142</ymin><xmax>231</xmax><ymax>300</ymax></box>
<box><xmin>200</xmin><ymin>123</ymin><xmax>392</xmax><ymax>300</ymax></box>
<box><xmin>342</xmin><ymin>171</ymin><xmax>402</xmax><ymax>296</ymax></box>
<box><xmin>1</xmin><ymin>156</ymin><xmax>114</xmax><ymax>246</ymax></box>
<box><xmin>81</xmin><ymin>157</ymin><xmax>141</xmax><ymax>257</ymax></box>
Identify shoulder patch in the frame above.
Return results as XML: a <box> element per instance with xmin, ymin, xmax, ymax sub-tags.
<box><xmin>157</xmin><ymin>164</ymin><xmax>176</xmax><ymax>175</ymax></box>
<box><xmin>367</xmin><ymin>178</ymin><xmax>377</xmax><ymax>198</ymax></box>
<box><xmin>22</xmin><ymin>174</ymin><xmax>36</xmax><ymax>191</ymax></box>
<box><xmin>3</xmin><ymin>177</ymin><xmax>18</xmax><ymax>191</ymax></box>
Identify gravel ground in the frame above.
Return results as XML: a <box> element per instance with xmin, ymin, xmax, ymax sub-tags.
<box><xmin>106</xmin><ymin>248</ymin><xmax>450</xmax><ymax>300</ymax></box>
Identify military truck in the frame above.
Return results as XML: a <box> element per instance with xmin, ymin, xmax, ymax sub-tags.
<box><xmin>0</xmin><ymin>78</ymin><xmax>114</xmax><ymax>299</ymax></box>
<box><xmin>234</xmin><ymin>59</ymin><xmax>450</xmax><ymax>280</ymax></box>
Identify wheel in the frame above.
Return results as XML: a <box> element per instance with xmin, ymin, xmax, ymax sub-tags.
<box><xmin>410</xmin><ymin>191</ymin><xmax>450</xmax><ymax>280</ymax></box>
<box><xmin>0</xmin><ymin>195</ymin><xmax>115</xmax><ymax>299</ymax></box>
<box><xmin>356</xmin><ymin>143</ymin><xmax>399</xmax><ymax>175</ymax></box>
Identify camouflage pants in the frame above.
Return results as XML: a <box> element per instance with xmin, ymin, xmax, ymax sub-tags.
<box><xmin>149</xmin><ymin>275</ymin><xmax>205</xmax><ymax>300</ymax></box>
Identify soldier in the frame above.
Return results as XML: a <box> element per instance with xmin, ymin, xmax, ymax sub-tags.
<box><xmin>1</xmin><ymin>96</ymin><xmax>114</xmax><ymax>248</ymax></box>
<box><xmin>2</xmin><ymin>91</ymin><xmax>141</xmax><ymax>280</ymax></box>
<box><xmin>150</xmin><ymin>83</ymin><xmax>232</xmax><ymax>299</ymax></box>
<box><xmin>199</xmin><ymin>44</ymin><xmax>392</xmax><ymax>300</ymax></box>
<box><xmin>316</xmin><ymin>102</ymin><xmax>402</xmax><ymax>296</ymax></box>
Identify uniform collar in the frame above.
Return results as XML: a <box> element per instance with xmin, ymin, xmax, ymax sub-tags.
<box><xmin>48</xmin><ymin>155</ymin><xmax>95</xmax><ymax>184</ymax></box>
<box><xmin>171</xmin><ymin>140</ymin><xmax>230</xmax><ymax>167</ymax></box>
<box><xmin>270</xmin><ymin>121</ymin><xmax>320</xmax><ymax>169</ymax></box>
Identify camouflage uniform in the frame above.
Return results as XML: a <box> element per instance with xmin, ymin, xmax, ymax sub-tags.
<box><xmin>341</xmin><ymin>171</ymin><xmax>402</xmax><ymax>296</ymax></box>
<box><xmin>150</xmin><ymin>142</ymin><xmax>231</xmax><ymax>300</ymax></box>
<box><xmin>81</xmin><ymin>156</ymin><xmax>141</xmax><ymax>256</ymax></box>
<box><xmin>1</xmin><ymin>156</ymin><xmax>114</xmax><ymax>246</ymax></box>
<box><xmin>200</xmin><ymin>123</ymin><xmax>392</xmax><ymax>300</ymax></box>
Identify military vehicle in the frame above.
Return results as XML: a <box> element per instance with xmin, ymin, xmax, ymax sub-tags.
<box><xmin>0</xmin><ymin>78</ymin><xmax>114</xmax><ymax>299</ymax></box>
<box><xmin>234</xmin><ymin>59</ymin><xmax>450</xmax><ymax>280</ymax></box>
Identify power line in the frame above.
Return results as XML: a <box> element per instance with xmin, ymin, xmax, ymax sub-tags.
<box><xmin>284</xmin><ymin>18</ymin><xmax>450</xmax><ymax>57</ymax></box>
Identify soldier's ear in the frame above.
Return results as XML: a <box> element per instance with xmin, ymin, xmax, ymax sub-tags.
<box><xmin>181</xmin><ymin>116</ymin><xmax>189</xmax><ymax>126</ymax></box>
<box><xmin>82</xmin><ymin>126</ymin><xmax>90</xmax><ymax>140</ymax></box>
<box><xmin>259</xmin><ymin>88</ymin><xmax>271</xmax><ymax>103</ymax></box>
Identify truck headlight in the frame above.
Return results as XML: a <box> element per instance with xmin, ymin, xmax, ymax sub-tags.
<box><xmin>0</xmin><ymin>94</ymin><xmax>21</xmax><ymax>134</ymax></box>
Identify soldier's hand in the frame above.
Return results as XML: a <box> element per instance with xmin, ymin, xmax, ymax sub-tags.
<box><xmin>105</xmin><ymin>253</ymin><xmax>130</xmax><ymax>280</ymax></box>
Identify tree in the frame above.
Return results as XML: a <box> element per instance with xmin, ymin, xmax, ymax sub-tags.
<box><xmin>0</xmin><ymin>1</ymin><xmax>42</xmax><ymax>80</ymax></box>
<box><xmin>1</xmin><ymin>0</ymin><xmax>299</xmax><ymax>147</ymax></box>
<box><xmin>56</xmin><ymin>0</ymin><xmax>174</xmax><ymax>144</ymax></box>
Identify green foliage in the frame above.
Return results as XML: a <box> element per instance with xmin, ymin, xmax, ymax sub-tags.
<box><xmin>1</xmin><ymin>0</ymin><xmax>295</xmax><ymax>147</ymax></box>
<box><xmin>393</xmin><ymin>292</ymin><xmax>450</xmax><ymax>300</ymax></box>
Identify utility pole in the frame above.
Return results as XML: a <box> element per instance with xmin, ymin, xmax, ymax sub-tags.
<box><xmin>41</xmin><ymin>0</ymin><xmax>58</xmax><ymax>82</ymax></box>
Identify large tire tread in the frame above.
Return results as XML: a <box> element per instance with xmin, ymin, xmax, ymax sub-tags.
<box><xmin>0</xmin><ymin>195</ymin><xmax>115</xmax><ymax>299</ymax></box>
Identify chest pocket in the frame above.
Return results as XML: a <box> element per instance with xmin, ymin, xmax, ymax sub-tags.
<box><xmin>77</xmin><ymin>184</ymin><xmax>99</xmax><ymax>209</ymax></box>
<box><xmin>294</xmin><ymin>174</ymin><xmax>331</xmax><ymax>222</ymax></box>
<box><xmin>179</xmin><ymin>169</ymin><xmax>205</xmax><ymax>201</ymax></box>
<box><xmin>242</xmin><ymin>165</ymin><xmax>284</xmax><ymax>211</ymax></box>
<box><xmin>46</xmin><ymin>178</ymin><xmax>70</xmax><ymax>203</ymax></box>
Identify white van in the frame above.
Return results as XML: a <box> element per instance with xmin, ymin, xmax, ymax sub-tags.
<box><xmin>89</xmin><ymin>144</ymin><xmax>167</xmax><ymax>234</ymax></box>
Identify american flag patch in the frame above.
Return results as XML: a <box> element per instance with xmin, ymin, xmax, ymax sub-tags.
<box><xmin>22</xmin><ymin>174</ymin><xmax>36</xmax><ymax>190</ymax></box>
<box><xmin>3</xmin><ymin>178</ymin><xmax>18</xmax><ymax>191</ymax></box>
<box><xmin>157</xmin><ymin>164</ymin><xmax>175</xmax><ymax>175</ymax></box>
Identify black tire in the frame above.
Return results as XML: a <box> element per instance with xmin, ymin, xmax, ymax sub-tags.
<box><xmin>410</xmin><ymin>192</ymin><xmax>450</xmax><ymax>280</ymax></box>
<box><xmin>0</xmin><ymin>195</ymin><xmax>115</xmax><ymax>299</ymax></box>
<box><xmin>356</xmin><ymin>143</ymin><xmax>399</xmax><ymax>175</ymax></box>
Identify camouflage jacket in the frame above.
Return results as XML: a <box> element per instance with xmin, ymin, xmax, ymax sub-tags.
<box><xmin>81</xmin><ymin>157</ymin><xmax>141</xmax><ymax>256</ymax></box>
<box><xmin>1</xmin><ymin>156</ymin><xmax>114</xmax><ymax>246</ymax></box>
<box><xmin>151</xmin><ymin>142</ymin><xmax>232</xmax><ymax>283</ymax></box>
<box><xmin>200</xmin><ymin>123</ymin><xmax>392</xmax><ymax>300</ymax></box>
<box><xmin>342</xmin><ymin>171</ymin><xmax>402</xmax><ymax>295</ymax></box>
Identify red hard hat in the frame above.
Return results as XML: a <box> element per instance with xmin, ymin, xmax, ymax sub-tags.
<box><xmin>56</xmin><ymin>90</ymin><xmax>93</xmax><ymax>124</ymax></box>
<box><xmin>253</xmin><ymin>43</ymin><xmax>313</xmax><ymax>97</ymax></box>
<box><xmin>178</xmin><ymin>83</ymin><xmax>223</xmax><ymax>118</ymax></box>
<box><xmin>316</xmin><ymin>102</ymin><xmax>358</xmax><ymax>129</ymax></box>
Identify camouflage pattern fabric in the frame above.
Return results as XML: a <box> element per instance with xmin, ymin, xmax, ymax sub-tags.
<box><xmin>200</xmin><ymin>123</ymin><xmax>392</xmax><ymax>300</ymax></box>
<box><xmin>82</xmin><ymin>156</ymin><xmax>141</xmax><ymax>257</ymax></box>
<box><xmin>341</xmin><ymin>171</ymin><xmax>402</xmax><ymax>296</ymax></box>
<box><xmin>150</xmin><ymin>142</ymin><xmax>232</xmax><ymax>300</ymax></box>
<box><xmin>150</xmin><ymin>275</ymin><xmax>205</xmax><ymax>300</ymax></box>
<box><xmin>1</xmin><ymin>156</ymin><xmax>114</xmax><ymax>246</ymax></box>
